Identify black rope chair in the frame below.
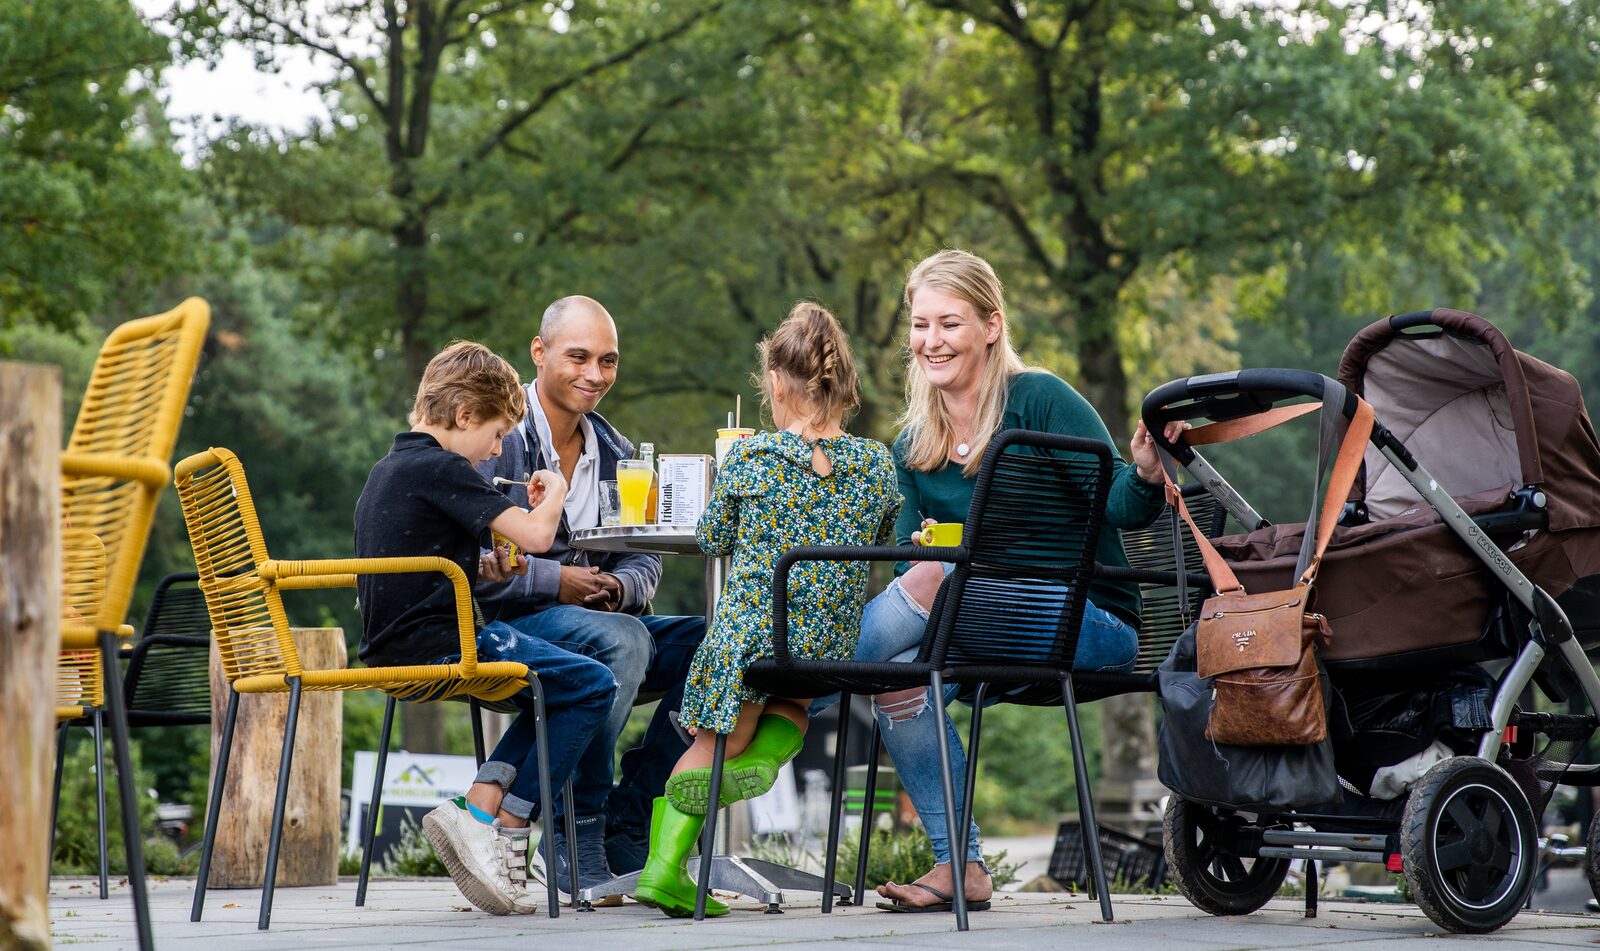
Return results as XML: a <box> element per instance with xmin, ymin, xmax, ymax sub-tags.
<box><xmin>51</xmin><ymin>571</ymin><xmax>214</xmax><ymax>894</ymax></box>
<box><xmin>706</xmin><ymin>429</ymin><xmax>1113</xmax><ymax>930</ymax></box>
<box><xmin>123</xmin><ymin>572</ymin><xmax>214</xmax><ymax>727</ymax></box>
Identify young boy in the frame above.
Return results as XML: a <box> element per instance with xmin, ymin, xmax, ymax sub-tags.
<box><xmin>355</xmin><ymin>341</ymin><xmax>617</xmax><ymax>916</ymax></box>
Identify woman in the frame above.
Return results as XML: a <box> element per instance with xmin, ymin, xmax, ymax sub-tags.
<box><xmin>860</xmin><ymin>249</ymin><xmax>1178</xmax><ymax>912</ymax></box>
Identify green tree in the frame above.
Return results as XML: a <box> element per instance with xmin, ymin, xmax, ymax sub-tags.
<box><xmin>0</xmin><ymin>0</ymin><xmax>196</xmax><ymax>333</ymax></box>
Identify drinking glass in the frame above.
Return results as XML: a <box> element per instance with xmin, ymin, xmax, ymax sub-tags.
<box><xmin>599</xmin><ymin>480</ymin><xmax>621</xmax><ymax>527</ymax></box>
<box><xmin>616</xmin><ymin>460</ymin><xmax>652</xmax><ymax>525</ymax></box>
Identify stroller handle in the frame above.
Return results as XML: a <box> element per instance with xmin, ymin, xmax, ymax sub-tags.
<box><xmin>1142</xmin><ymin>369</ymin><xmax>1362</xmax><ymax>459</ymax></box>
<box><xmin>1388</xmin><ymin>310</ymin><xmax>1438</xmax><ymax>330</ymax></box>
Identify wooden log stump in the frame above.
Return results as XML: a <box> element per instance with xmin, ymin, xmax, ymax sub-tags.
<box><xmin>207</xmin><ymin>628</ymin><xmax>345</xmax><ymax>888</ymax></box>
<box><xmin>0</xmin><ymin>362</ymin><xmax>60</xmax><ymax>951</ymax></box>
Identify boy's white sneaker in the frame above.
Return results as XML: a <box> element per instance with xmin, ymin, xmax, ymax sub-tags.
<box><xmin>422</xmin><ymin>797</ymin><xmax>538</xmax><ymax>915</ymax></box>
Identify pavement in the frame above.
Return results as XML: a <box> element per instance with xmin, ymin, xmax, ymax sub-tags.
<box><xmin>48</xmin><ymin>873</ymin><xmax>1600</xmax><ymax>951</ymax></box>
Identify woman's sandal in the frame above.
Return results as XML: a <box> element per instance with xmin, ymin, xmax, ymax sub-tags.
<box><xmin>875</xmin><ymin>881</ymin><xmax>992</xmax><ymax>913</ymax></box>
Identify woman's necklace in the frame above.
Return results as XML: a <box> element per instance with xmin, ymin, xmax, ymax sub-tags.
<box><xmin>954</xmin><ymin>432</ymin><xmax>972</xmax><ymax>458</ymax></box>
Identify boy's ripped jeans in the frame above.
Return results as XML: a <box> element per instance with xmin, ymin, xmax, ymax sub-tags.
<box><xmin>811</xmin><ymin>564</ymin><xmax>1136</xmax><ymax>867</ymax></box>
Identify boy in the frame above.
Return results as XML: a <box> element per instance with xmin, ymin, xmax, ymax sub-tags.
<box><xmin>355</xmin><ymin>341</ymin><xmax>616</xmax><ymax>915</ymax></box>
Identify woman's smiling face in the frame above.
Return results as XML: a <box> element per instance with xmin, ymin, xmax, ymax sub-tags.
<box><xmin>908</xmin><ymin>286</ymin><xmax>1001</xmax><ymax>397</ymax></box>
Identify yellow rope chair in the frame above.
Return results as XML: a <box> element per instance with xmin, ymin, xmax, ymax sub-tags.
<box><xmin>51</xmin><ymin>529</ymin><xmax>115</xmax><ymax>899</ymax></box>
<box><xmin>174</xmin><ymin>447</ymin><xmax>570</xmax><ymax>929</ymax></box>
<box><xmin>57</xmin><ymin>298</ymin><xmax>209</xmax><ymax>950</ymax></box>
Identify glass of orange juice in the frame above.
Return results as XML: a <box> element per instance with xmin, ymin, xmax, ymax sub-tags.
<box><xmin>616</xmin><ymin>460</ymin><xmax>653</xmax><ymax>525</ymax></box>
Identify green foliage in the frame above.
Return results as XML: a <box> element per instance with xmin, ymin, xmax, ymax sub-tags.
<box><xmin>968</xmin><ymin>703</ymin><xmax>1101</xmax><ymax>829</ymax></box>
<box><xmin>383</xmin><ymin>814</ymin><xmax>447</xmax><ymax>877</ymax></box>
<box><xmin>750</xmin><ymin>826</ymin><xmax>1020</xmax><ymax>891</ymax></box>
<box><xmin>51</xmin><ymin>728</ymin><xmax>160</xmax><ymax>876</ymax></box>
<box><xmin>339</xmin><ymin>847</ymin><xmax>365</xmax><ymax>877</ymax></box>
<box><xmin>0</xmin><ymin>0</ymin><xmax>196</xmax><ymax>332</ymax></box>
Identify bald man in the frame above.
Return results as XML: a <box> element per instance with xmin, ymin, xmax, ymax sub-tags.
<box><xmin>475</xmin><ymin>296</ymin><xmax>704</xmax><ymax>899</ymax></box>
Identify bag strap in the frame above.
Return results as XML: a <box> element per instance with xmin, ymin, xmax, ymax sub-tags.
<box><xmin>1159</xmin><ymin>390</ymin><xmax>1375</xmax><ymax>594</ymax></box>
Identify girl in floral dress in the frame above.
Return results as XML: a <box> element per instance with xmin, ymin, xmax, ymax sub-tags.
<box><xmin>632</xmin><ymin>302</ymin><xmax>900</xmax><ymax>918</ymax></box>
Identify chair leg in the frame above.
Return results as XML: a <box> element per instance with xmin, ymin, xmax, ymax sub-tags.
<box><xmin>929</xmin><ymin>672</ymin><xmax>968</xmax><ymax>931</ymax></box>
<box><xmin>357</xmin><ymin>696</ymin><xmax>396</xmax><ymax>907</ymax></box>
<box><xmin>193</xmin><ymin>689</ymin><xmax>241</xmax><ymax>922</ymax></box>
<box><xmin>50</xmin><ymin>723</ymin><xmax>69</xmax><ymax>873</ymax></box>
<box><xmin>526</xmin><ymin>677</ymin><xmax>560</xmax><ymax>918</ymax></box>
<box><xmin>1304</xmin><ymin>859</ymin><xmax>1318</xmax><ymax>918</ymax></box>
<box><xmin>258</xmin><ymin>678</ymin><xmax>303</xmax><ymax>930</ymax></box>
<box><xmin>562</xmin><ymin>779</ymin><xmax>578</xmax><ymax>907</ymax></box>
<box><xmin>853</xmin><ymin>714</ymin><xmax>881</xmax><ymax>905</ymax></box>
<box><xmin>1061</xmin><ymin>674</ymin><xmax>1112</xmax><ymax>922</ymax></box>
<box><xmin>99</xmin><ymin>629</ymin><xmax>153</xmax><ymax>951</ymax></box>
<box><xmin>822</xmin><ymin>694</ymin><xmax>852</xmax><ymax>913</ymax></box>
<box><xmin>694</xmin><ymin>732</ymin><xmax>727</xmax><ymax>921</ymax></box>
<box><xmin>955</xmin><ymin>683</ymin><xmax>988</xmax><ymax>902</ymax></box>
<box><xmin>93</xmin><ymin>708</ymin><xmax>109</xmax><ymax>900</ymax></box>
<box><xmin>469</xmin><ymin>698</ymin><xmax>487</xmax><ymax>767</ymax></box>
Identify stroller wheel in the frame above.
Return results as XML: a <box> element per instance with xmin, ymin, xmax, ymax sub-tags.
<box><xmin>1163</xmin><ymin>797</ymin><xmax>1289</xmax><ymax>916</ymax></box>
<box><xmin>1401</xmin><ymin>756</ymin><xmax>1535</xmax><ymax>934</ymax></box>
<box><xmin>1585</xmin><ymin>811</ymin><xmax>1600</xmax><ymax>904</ymax></box>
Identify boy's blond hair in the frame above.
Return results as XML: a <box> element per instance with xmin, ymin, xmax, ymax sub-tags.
<box><xmin>409</xmin><ymin>341</ymin><xmax>528</xmax><ymax>428</ymax></box>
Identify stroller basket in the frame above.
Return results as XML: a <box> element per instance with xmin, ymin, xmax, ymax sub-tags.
<box><xmin>1504</xmin><ymin>710</ymin><xmax>1597</xmax><ymax>821</ymax></box>
<box><xmin>1049</xmin><ymin>820</ymin><xmax>1165</xmax><ymax>891</ymax></box>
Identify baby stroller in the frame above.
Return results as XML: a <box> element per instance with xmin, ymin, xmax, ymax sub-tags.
<box><xmin>1143</xmin><ymin>308</ymin><xmax>1600</xmax><ymax>934</ymax></box>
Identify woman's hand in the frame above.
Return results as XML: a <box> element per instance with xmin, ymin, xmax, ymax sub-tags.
<box><xmin>910</xmin><ymin>517</ymin><xmax>937</xmax><ymax>546</ymax></box>
<box><xmin>1131</xmin><ymin>420</ymin><xmax>1192</xmax><ymax>484</ymax></box>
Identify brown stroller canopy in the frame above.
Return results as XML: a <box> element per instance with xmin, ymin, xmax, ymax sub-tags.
<box><xmin>1339</xmin><ymin>308</ymin><xmax>1600</xmax><ymax>535</ymax></box>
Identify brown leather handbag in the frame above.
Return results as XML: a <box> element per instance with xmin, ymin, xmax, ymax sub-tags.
<box><xmin>1164</xmin><ymin>390</ymin><xmax>1374</xmax><ymax>747</ymax></box>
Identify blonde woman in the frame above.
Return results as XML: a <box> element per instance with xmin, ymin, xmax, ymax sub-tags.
<box><xmin>851</xmin><ymin>250</ymin><xmax>1181</xmax><ymax>913</ymax></box>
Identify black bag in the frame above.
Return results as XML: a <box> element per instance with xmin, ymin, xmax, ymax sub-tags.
<box><xmin>1157</xmin><ymin>624</ymin><xmax>1343</xmax><ymax>812</ymax></box>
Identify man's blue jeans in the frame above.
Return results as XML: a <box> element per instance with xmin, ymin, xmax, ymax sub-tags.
<box><xmin>504</xmin><ymin>607</ymin><xmax>703</xmax><ymax>833</ymax></box>
<box><xmin>816</xmin><ymin>571</ymin><xmax>1136</xmax><ymax>867</ymax></box>
<box><xmin>429</xmin><ymin>620</ymin><xmax>617</xmax><ymax>820</ymax></box>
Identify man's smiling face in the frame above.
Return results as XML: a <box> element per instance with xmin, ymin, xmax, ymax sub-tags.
<box><xmin>531</xmin><ymin>303</ymin><xmax>619</xmax><ymax>417</ymax></box>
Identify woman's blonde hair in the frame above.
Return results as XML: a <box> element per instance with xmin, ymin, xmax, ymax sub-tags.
<box><xmin>756</xmin><ymin>302</ymin><xmax>860</xmax><ymax>429</ymax></box>
<box><xmin>410</xmin><ymin>340</ymin><xmax>528</xmax><ymax>428</ymax></box>
<box><xmin>896</xmin><ymin>249</ymin><xmax>1026</xmax><ymax>475</ymax></box>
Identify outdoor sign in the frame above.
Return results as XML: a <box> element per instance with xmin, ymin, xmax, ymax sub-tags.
<box><xmin>346</xmin><ymin>750</ymin><xmax>478</xmax><ymax>853</ymax></box>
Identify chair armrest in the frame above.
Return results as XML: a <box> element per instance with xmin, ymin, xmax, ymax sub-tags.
<box><xmin>262</xmin><ymin>556</ymin><xmax>478</xmax><ymax>673</ymax></box>
<box><xmin>771</xmin><ymin>545</ymin><xmax>967</xmax><ymax>669</ymax></box>
<box><xmin>62</xmin><ymin>452</ymin><xmax>171</xmax><ymax>491</ymax></box>
<box><xmin>1093</xmin><ymin>564</ymin><xmax>1212</xmax><ymax>590</ymax></box>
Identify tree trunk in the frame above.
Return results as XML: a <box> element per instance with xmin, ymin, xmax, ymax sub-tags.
<box><xmin>207</xmin><ymin>629</ymin><xmax>345</xmax><ymax>887</ymax></box>
<box><xmin>402</xmin><ymin>703</ymin><xmax>448</xmax><ymax>754</ymax></box>
<box><xmin>0</xmin><ymin>362</ymin><xmax>59</xmax><ymax>951</ymax></box>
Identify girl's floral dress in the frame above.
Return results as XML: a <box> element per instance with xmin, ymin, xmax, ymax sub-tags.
<box><xmin>681</xmin><ymin>431</ymin><xmax>900</xmax><ymax>733</ymax></box>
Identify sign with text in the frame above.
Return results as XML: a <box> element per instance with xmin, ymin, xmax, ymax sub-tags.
<box><xmin>346</xmin><ymin>750</ymin><xmax>478</xmax><ymax>852</ymax></box>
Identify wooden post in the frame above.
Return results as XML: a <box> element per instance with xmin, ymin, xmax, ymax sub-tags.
<box><xmin>0</xmin><ymin>362</ymin><xmax>60</xmax><ymax>951</ymax></box>
<box><xmin>207</xmin><ymin>628</ymin><xmax>345</xmax><ymax>888</ymax></box>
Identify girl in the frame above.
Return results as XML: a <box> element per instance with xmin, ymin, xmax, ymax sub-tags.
<box><xmin>632</xmin><ymin>302</ymin><xmax>900</xmax><ymax>918</ymax></box>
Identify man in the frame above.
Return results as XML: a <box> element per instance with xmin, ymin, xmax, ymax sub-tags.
<box><xmin>475</xmin><ymin>295</ymin><xmax>703</xmax><ymax>897</ymax></box>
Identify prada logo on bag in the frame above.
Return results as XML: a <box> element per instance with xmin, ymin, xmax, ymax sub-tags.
<box><xmin>1232</xmin><ymin>630</ymin><xmax>1257</xmax><ymax>652</ymax></box>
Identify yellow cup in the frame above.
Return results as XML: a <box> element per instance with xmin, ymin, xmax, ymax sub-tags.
<box><xmin>715</xmin><ymin>427</ymin><xmax>756</xmax><ymax>466</ymax></box>
<box><xmin>920</xmin><ymin>522</ymin><xmax>964</xmax><ymax>547</ymax></box>
<box><xmin>616</xmin><ymin>460</ymin><xmax>652</xmax><ymax>525</ymax></box>
<box><xmin>491</xmin><ymin>530</ymin><xmax>520</xmax><ymax>565</ymax></box>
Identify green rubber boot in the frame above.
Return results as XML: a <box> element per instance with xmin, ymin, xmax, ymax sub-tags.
<box><xmin>666</xmin><ymin>715</ymin><xmax>805</xmax><ymax>814</ymax></box>
<box><xmin>632</xmin><ymin>796</ymin><xmax>729</xmax><ymax>918</ymax></box>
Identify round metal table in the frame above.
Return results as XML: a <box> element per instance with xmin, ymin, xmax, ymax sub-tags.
<box><xmin>568</xmin><ymin>525</ymin><xmax>724</xmax><ymax>624</ymax></box>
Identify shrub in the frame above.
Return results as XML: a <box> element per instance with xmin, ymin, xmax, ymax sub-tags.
<box><xmin>51</xmin><ymin>733</ymin><xmax>158</xmax><ymax>875</ymax></box>
<box><xmin>383</xmin><ymin>815</ymin><xmax>446</xmax><ymax>877</ymax></box>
